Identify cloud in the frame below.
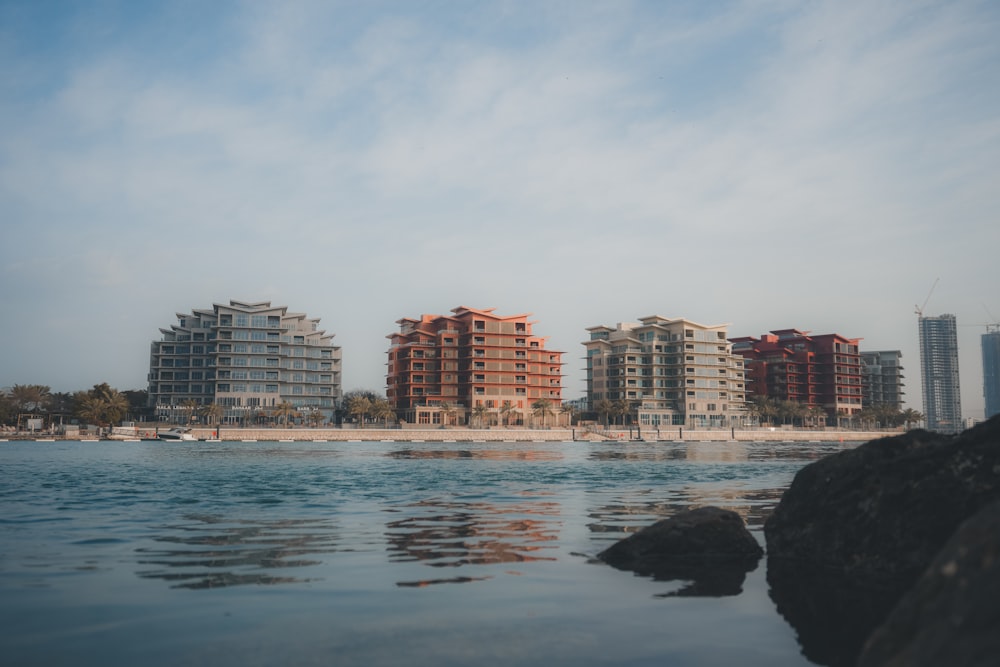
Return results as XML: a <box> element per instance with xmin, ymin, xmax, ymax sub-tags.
<box><xmin>0</xmin><ymin>0</ymin><xmax>998</xmax><ymax>412</ymax></box>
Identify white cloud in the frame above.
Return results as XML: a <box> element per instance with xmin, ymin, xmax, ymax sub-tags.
<box><xmin>1</xmin><ymin>0</ymin><xmax>998</xmax><ymax>414</ymax></box>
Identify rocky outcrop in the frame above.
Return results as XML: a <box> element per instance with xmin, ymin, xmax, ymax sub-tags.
<box><xmin>764</xmin><ymin>414</ymin><xmax>1000</xmax><ymax>666</ymax></box>
<box><xmin>598</xmin><ymin>506</ymin><xmax>763</xmax><ymax>596</ymax></box>
<box><xmin>857</xmin><ymin>499</ymin><xmax>1000</xmax><ymax>667</ymax></box>
<box><xmin>765</xmin><ymin>416</ymin><xmax>1000</xmax><ymax>584</ymax></box>
<box><xmin>766</xmin><ymin>558</ymin><xmax>906</xmax><ymax>667</ymax></box>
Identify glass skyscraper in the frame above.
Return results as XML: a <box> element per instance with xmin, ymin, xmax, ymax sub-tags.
<box><xmin>918</xmin><ymin>314</ymin><xmax>962</xmax><ymax>433</ymax></box>
<box><xmin>983</xmin><ymin>326</ymin><xmax>1000</xmax><ymax>420</ymax></box>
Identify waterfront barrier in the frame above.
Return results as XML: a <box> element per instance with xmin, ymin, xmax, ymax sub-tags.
<box><xmin>19</xmin><ymin>426</ymin><xmax>891</xmax><ymax>443</ymax></box>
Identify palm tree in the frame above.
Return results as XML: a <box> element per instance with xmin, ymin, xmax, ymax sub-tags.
<box><xmin>560</xmin><ymin>403</ymin><xmax>578</xmax><ymax>427</ymax></box>
<box><xmin>500</xmin><ymin>401</ymin><xmax>515</xmax><ymax>428</ymax></box>
<box><xmin>273</xmin><ymin>401</ymin><xmax>299</xmax><ymax>426</ymax></box>
<box><xmin>73</xmin><ymin>384</ymin><xmax>129</xmax><ymax>428</ymax></box>
<box><xmin>594</xmin><ymin>398</ymin><xmax>614</xmax><ymax>428</ymax></box>
<box><xmin>10</xmin><ymin>384</ymin><xmax>51</xmax><ymax>413</ymax></box>
<box><xmin>181</xmin><ymin>399</ymin><xmax>199</xmax><ymax>424</ymax></box>
<box><xmin>871</xmin><ymin>403</ymin><xmax>903</xmax><ymax>429</ymax></box>
<box><xmin>471</xmin><ymin>404</ymin><xmax>489</xmax><ymax>428</ymax></box>
<box><xmin>75</xmin><ymin>394</ymin><xmax>106</xmax><ymax>426</ymax></box>
<box><xmin>370</xmin><ymin>398</ymin><xmax>395</xmax><ymax>427</ymax></box>
<box><xmin>347</xmin><ymin>395</ymin><xmax>372</xmax><ymax>428</ymax></box>
<box><xmin>248</xmin><ymin>408</ymin><xmax>264</xmax><ymax>427</ymax></box>
<box><xmin>805</xmin><ymin>405</ymin><xmax>827</xmax><ymax>428</ymax></box>
<box><xmin>750</xmin><ymin>396</ymin><xmax>779</xmax><ymax>426</ymax></box>
<box><xmin>199</xmin><ymin>402</ymin><xmax>224</xmax><ymax>426</ymax></box>
<box><xmin>612</xmin><ymin>398</ymin><xmax>632</xmax><ymax>426</ymax></box>
<box><xmin>0</xmin><ymin>391</ymin><xmax>15</xmax><ymax>425</ymax></box>
<box><xmin>439</xmin><ymin>402</ymin><xmax>457</xmax><ymax>427</ymax></box>
<box><xmin>531</xmin><ymin>399</ymin><xmax>553</xmax><ymax>428</ymax></box>
<box><xmin>306</xmin><ymin>410</ymin><xmax>326</xmax><ymax>427</ymax></box>
<box><xmin>900</xmin><ymin>408</ymin><xmax>923</xmax><ymax>430</ymax></box>
<box><xmin>857</xmin><ymin>406</ymin><xmax>877</xmax><ymax>430</ymax></box>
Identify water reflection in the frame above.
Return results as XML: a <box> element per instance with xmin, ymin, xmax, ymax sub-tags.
<box><xmin>385</xmin><ymin>498</ymin><xmax>561</xmax><ymax>584</ymax></box>
<box><xmin>588</xmin><ymin>441</ymin><xmax>852</xmax><ymax>464</ymax></box>
<box><xmin>136</xmin><ymin>514</ymin><xmax>339</xmax><ymax>589</ymax></box>
<box><xmin>396</xmin><ymin>575</ymin><xmax>493</xmax><ymax>587</ymax></box>
<box><xmin>649</xmin><ymin>560</ymin><xmax>759</xmax><ymax>598</ymax></box>
<box><xmin>387</xmin><ymin>448</ymin><xmax>564</xmax><ymax>461</ymax></box>
<box><xmin>767</xmin><ymin>558</ymin><xmax>907</xmax><ymax>667</ymax></box>
<box><xmin>587</xmin><ymin>486</ymin><xmax>787</xmax><ymax>537</ymax></box>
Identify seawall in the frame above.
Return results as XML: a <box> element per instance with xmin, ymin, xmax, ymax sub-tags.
<box><xmin>37</xmin><ymin>426</ymin><xmax>893</xmax><ymax>443</ymax></box>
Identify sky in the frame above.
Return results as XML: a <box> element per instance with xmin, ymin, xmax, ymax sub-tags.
<box><xmin>1</xmin><ymin>0</ymin><xmax>998</xmax><ymax>419</ymax></box>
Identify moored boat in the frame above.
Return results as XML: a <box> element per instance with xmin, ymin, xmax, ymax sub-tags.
<box><xmin>157</xmin><ymin>427</ymin><xmax>197</xmax><ymax>441</ymax></box>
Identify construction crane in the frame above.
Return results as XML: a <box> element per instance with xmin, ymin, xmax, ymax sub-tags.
<box><xmin>915</xmin><ymin>278</ymin><xmax>939</xmax><ymax>318</ymax></box>
<box><xmin>959</xmin><ymin>304</ymin><xmax>1000</xmax><ymax>332</ymax></box>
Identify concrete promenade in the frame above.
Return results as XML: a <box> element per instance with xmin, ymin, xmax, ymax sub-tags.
<box><xmin>13</xmin><ymin>425</ymin><xmax>894</xmax><ymax>443</ymax></box>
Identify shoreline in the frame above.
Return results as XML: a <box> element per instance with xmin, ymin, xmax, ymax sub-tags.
<box><xmin>4</xmin><ymin>426</ymin><xmax>892</xmax><ymax>443</ymax></box>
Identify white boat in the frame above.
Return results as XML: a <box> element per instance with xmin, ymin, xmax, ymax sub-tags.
<box><xmin>157</xmin><ymin>428</ymin><xmax>197</xmax><ymax>441</ymax></box>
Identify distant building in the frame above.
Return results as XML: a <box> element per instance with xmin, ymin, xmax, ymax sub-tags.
<box><xmin>861</xmin><ymin>350</ymin><xmax>905</xmax><ymax>410</ymax></box>
<box><xmin>982</xmin><ymin>326</ymin><xmax>1000</xmax><ymax>419</ymax></box>
<box><xmin>386</xmin><ymin>306</ymin><xmax>564</xmax><ymax>426</ymax></box>
<box><xmin>583</xmin><ymin>316</ymin><xmax>747</xmax><ymax>428</ymax></box>
<box><xmin>730</xmin><ymin>329</ymin><xmax>862</xmax><ymax>422</ymax></box>
<box><xmin>917</xmin><ymin>314</ymin><xmax>962</xmax><ymax>433</ymax></box>
<box><xmin>148</xmin><ymin>300</ymin><xmax>342</xmax><ymax>424</ymax></box>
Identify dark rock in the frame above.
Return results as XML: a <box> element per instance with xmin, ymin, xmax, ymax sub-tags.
<box><xmin>858</xmin><ymin>499</ymin><xmax>1000</xmax><ymax>667</ymax></box>
<box><xmin>765</xmin><ymin>415</ymin><xmax>1000</xmax><ymax>585</ymax></box>
<box><xmin>766</xmin><ymin>558</ymin><xmax>907</xmax><ymax>667</ymax></box>
<box><xmin>598</xmin><ymin>506</ymin><xmax>763</xmax><ymax>597</ymax></box>
<box><xmin>764</xmin><ymin>415</ymin><xmax>1000</xmax><ymax>666</ymax></box>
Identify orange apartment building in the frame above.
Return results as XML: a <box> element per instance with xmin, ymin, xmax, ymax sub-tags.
<box><xmin>386</xmin><ymin>306</ymin><xmax>564</xmax><ymax>426</ymax></box>
<box><xmin>730</xmin><ymin>328</ymin><xmax>863</xmax><ymax>423</ymax></box>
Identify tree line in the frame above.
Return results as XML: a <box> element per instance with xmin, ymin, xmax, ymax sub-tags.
<box><xmin>587</xmin><ymin>395</ymin><xmax>924</xmax><ymax>430</ymax></box>
<box><xmin>746</xmin><ymin>396</ymin><xmax>924</xmax><ymax>429</ymax></box>
<box><xmin>342</xmin><ymin>391</ymin><xmax>571</xmax><ymax>428</ymax></box>
<box><xmin>0</xmin><ymin>383</ymin><xmax>147</xmax><ymax>429</ymax></box>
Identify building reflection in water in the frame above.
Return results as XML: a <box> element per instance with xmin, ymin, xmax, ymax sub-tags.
<box><xmin>587</xmin><ymin>485</ymin><xmax>785</xmax><ymax>598</ymax></box>
<box><xmin>587</xmin><ymin>486</ymin><xmax>787</xmax><ymax>539</ymax></box>
<box><xmin>386</xmin><ymin>448</ymin><xmax>565</xmax><ymax>462</ymax></box>
<box><xmin>136</xmin><ymin>514</ymin><xmax>340</xmax><ymax>589</ymax></box>
<box><xmin>386</xmin><ymin>497</ymin><xmax>561</xmax><ymax>587</ymax></box>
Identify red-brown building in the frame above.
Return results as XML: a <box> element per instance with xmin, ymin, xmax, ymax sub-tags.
<box><xmin>386</xmin><ymin>306</ymin><xmax>564</xmax><ymax>426</ymax></box>
<box><xmin>730</xmin><ymin>329</ymin><xmax>863</xmax><ymax>422</ymax></box>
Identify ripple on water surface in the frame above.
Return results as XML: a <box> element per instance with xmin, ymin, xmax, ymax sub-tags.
<box><xmin>0</xmin><ymin>438</ymin><xmax>850</xmax><ymax>666</ymax></box>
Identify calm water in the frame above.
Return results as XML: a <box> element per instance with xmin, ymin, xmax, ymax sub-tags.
<box><xmin>0</xmin><ymin>439</ymin><xmax>849</xmax><ymax>667</ymax></box>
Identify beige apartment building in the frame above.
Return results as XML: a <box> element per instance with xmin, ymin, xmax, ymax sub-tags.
<box><xmin>584</xmin><ymin>316</ymin><xmax>747</xmax><ymax>428</ymax></box>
